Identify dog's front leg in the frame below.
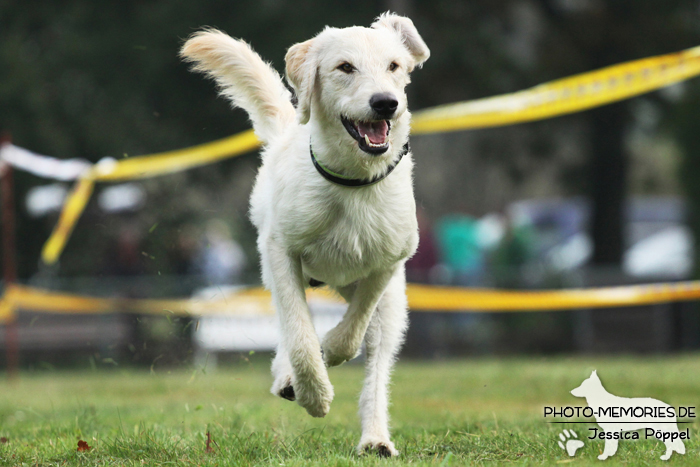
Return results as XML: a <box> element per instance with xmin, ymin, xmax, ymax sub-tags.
<box><xmin>267</xmin><ymin>240</ymin><xmax>334</xmax><ymax>417</ymax></box>
<box><xmin>357</xmin><ymin>267</ymin><xmax>408</xmax><ymax>457</ymax></box>
<box><xmin>321</xmin><ymin>267</ymin><xmax>396</xmax><ymax>367</ymax></box>
<box><xmin>270</xmin><ymin>343</ymin><xmax>296</xmax><ymax>401</ymax></box>
<box><xmin>599</xmin><ymin>435</ymin><xmax>618</xmax><ymax>460</ymax></box>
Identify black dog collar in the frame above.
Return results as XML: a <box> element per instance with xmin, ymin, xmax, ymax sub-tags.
<box><xmin>310</xmin><ymin>141</ymin><xmax>409</xmax><ymax>188</ymax></box>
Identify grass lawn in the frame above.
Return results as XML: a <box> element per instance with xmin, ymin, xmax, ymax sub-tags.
<box><xmin>0</xmin><ymin>354</ymin><xmax>698</xmax><ymax>466</ymax></box>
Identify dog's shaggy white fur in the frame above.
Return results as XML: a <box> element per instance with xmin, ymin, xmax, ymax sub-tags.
<box><xmin>181</xmin><ymin>13</ymin><xmax>429</xmax><ymax>456</ymax></box>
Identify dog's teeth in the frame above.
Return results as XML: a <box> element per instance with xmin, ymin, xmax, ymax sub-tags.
<box><xmin>361</xmin><ymin>133</ymin><xmax>389</xmax><ymax>149</ymax></box>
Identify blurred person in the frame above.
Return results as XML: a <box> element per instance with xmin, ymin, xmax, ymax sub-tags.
<box><xmin>104</xmin><ymin>224</ymin><xmax>144</xmax><ymax>276</ymax></box>
<box><xmin>169</xmin><ymin>224</ymin><xmax>199</xmax><ymax>276</ymax></box>
<box><xmin>435</xmin><ymin>213</ymin><xmax>484</xmax><ymax>285</ymax></box>
<box><xmin>196</xmin><ymin>219</ymin><xmax>246</xmax><ymax>285</ymax></box>
<box><xmin>491</xmin><ymin>213</ymin><xmax>534</xmax><ymax>288</ymax></box>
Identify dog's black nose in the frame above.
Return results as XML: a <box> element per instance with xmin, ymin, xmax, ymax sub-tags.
<box><xmin>370</xmin><ymin>93</ymin><xmax>398</xmax><ymax>117</ymax></box>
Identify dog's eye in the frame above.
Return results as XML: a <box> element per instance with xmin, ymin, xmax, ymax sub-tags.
<box><xmin>389</xmin><ymin>62</ymin><xmax>399</xmax><ymax>72</ymax></box>
<box><xmin>337</xmin><ymin>62</ymin><xmax>355</xmax><ymax>73</ymax></box>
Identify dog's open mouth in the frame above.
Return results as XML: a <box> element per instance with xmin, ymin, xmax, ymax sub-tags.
<box><xmin>341</xmin><ymin>117</ymin><xmax>391</xmax><ymax>155</ymax></box>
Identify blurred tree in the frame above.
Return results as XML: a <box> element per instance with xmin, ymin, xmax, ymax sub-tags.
<box><xmin>534</xmin><ymin>0</ymin><xmax>700</xmax><ymax>265</ymax></box>
<box><xmin>674</xmin><ymin>85</ymin><xmax>700</xmax><ymax>277</ymax></box>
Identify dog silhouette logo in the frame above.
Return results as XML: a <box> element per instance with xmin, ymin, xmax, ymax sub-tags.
<box><xmin>570</xmin><ymin>370</ymin><xmax>686</xmax><ymax>461</ymax></box>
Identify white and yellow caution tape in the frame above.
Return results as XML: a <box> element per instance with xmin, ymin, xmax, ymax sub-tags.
<box><xmin>0</xmin><ymin>143</ymin><xmax>91</xmax><ymax>181</ymax></box>
<box><xmin>40</xmin><ymin>130</ymin><xmax>260</xmax><ymax>264</ymax></box>
<box><xmin>29</xmin><ymin>43</ymin><xmax>700</xmax><ymax>265</ymax></box>
<box><xmin>88</xmin><ymin>129</ymin><xmax>260</xmax><ymax>182</ymax></box>
<box><xmin>411</xmin><ymin>44</ymin><xmax>700</xmax><ymax>133</ymax></box>
<box><xmin>2</xmin><ymin>280</ymin><xmax>700</xmax><ymax>324</ymax></box>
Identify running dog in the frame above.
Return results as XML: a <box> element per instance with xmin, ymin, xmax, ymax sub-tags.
<box><xmin>181</xmin><ymin>13</ymin><xmax>429</xmax><ymax>456</ymax></box>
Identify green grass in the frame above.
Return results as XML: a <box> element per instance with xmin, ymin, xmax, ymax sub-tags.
<box><xmin>1</xmin><ymin>354</ymin><xmax>699</xmax><ymax>466</ymax></box>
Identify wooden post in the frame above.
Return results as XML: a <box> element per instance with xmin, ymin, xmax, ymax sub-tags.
<box><xmin>1</xmin><ymin>134</ymin><xmax>19</xmax><ymax>379</ymax></box>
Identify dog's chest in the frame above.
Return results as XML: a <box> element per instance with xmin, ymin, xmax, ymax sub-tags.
<box><xmin>295</xmin><ymin>192</ymin><xmax>417</xmax><ymax>286</ymax></box>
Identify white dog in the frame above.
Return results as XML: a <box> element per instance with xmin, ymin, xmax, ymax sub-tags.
<box><xmin>181</xmin><ymin>13</ymin><xmax>429</xmax><ymax>456</ymax></box>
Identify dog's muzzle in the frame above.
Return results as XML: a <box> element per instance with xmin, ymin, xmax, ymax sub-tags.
<box><xmin>341</xmin><ymin>93</ymin><xmax>399</xmax><ymax>156</ymax></box>
<box><xmin>341</xmin><ymin>117</ymin><xmax>391</xmax><ymax>155</ymax></box>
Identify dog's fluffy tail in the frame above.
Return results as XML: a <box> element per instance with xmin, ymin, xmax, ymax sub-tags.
<box><xmin>181</xmin><ymin>30</ymin><xmax>295</xmax><ymax>145</ymax></box>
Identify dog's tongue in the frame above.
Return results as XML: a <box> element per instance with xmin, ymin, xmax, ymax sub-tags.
<box><xmin>357</xmin><ymin>120</ymin><xmax>389</xmax><ymax>145</ymax></box>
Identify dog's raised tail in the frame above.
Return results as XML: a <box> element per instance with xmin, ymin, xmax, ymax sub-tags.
<box><xmin>181</xmin><ymin>29</ymin><xmax>295</xmax><ymax>145</ymax></box>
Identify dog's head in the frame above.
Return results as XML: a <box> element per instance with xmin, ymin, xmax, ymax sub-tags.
<box><xmin>570</xmin><ymin>370</ymin><xmax>602</xmax><ymax>398</ymax></box>
<box><xmin>285</xmin><ymin>12</ymin><xmax>429</xmax><ymax>158</ymax></box>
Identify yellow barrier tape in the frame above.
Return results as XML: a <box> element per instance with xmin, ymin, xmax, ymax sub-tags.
<box><xmin>41</xmin><ymin>130</ymin><xmax>261</xmax><ymax>264</ymax></box>
<box><xmin>406</xmin><ymin>282</ymin><xmax>700</xmax><ymax>311</ymax></box>
<box><xmin>41</xmin><ymin>177</ymin><xmax>95</xmax><ymax>264</ymax></box>
<box><xmin>0</xmin><ymin>284</ymin><xmax>337</xmax><ymax>323</ymax></box>
<box><xmin>39</xmin><ymin>44</ymin><xmax>700</xmax><ymax>264</ymax></box>
<box><xmin>92</xmin><ymin>129</ymin><xmax>259</xmax><ymax>182</ymax></box>
<box><xmin>7</xmin><ymin>284</ymin><xmax>114</xmax><ymax>315</ymax></box>
<box><xmin>0</xmin><ymin>296</ymin><xmax>15</xmax><ymax>323</ymax></box>
<box><xmin>2</xmin><ymin>281</ymin><xmax>700</xmax><ymax>325</ymax></box>
<box><xmin>411</xmin><ymin>45</ymin><xmax>700</xmax><ymax>133</ymax></box>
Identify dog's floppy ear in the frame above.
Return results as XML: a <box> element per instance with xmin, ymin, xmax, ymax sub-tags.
<box><xmin>285</xmin><ymin>38</ymin><xmax>317</xmax><ymax>124</ymax></box>
<box><xmin>372</xmin><ymin>12</ymin><xmax>430</xmax><ymax>69</ymax></box>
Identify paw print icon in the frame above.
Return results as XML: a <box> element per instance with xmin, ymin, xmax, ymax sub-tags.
<box><xmin>558</xmin><ymin>429</ymin><xmax>584</xmax><ymax>457</ymax></box>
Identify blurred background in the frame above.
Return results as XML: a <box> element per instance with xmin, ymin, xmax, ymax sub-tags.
<box><xmin>2</xmin><ymin>0</ymin><xmax>700</xmax><ymax>371</ymax></box>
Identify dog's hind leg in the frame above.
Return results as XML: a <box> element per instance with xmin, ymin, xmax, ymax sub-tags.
<box><xmin>661</xmin><ymin>429</ymin><xmax>685</xmax><ymax>460</ymax></box>
<box><xmin>265</xmin><ymin>240</ymin><xmax>333</xmax><ymax>417</ymax></box>
<box><xmin>357</xmin><ymin>268</ymin><xmax>408</xmax><ymax>457</ymax></box>
<box><xmin>322</xmin><ymin>268</ymin><xmax>396</xmax><ymax>367</ymax></box>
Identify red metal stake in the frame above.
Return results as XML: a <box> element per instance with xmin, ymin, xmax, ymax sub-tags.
<box><xmin>1</xmin><ymin>134</ymin><xmax>19</xmax><ymax>379</ymax></box>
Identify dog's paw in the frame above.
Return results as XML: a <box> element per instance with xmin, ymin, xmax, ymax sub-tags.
<box><xmin>321</xmin><ymin>329</ymin><xmax>361</xmax><ymax>367</ymax></box>
<box><xmin>322</xmin><ymin>347</ymin><xmax>355</xmax><ymax>367</ymax></box>
<box><xmin>358</xmin><ymin>438</ymin><xmax>399</xmax><ymax>457</ymax></box>
<box><xmin>279</xmin><ymin>384</ymin><xmax>295</xmax><ymax>401</ymax></box>
<box><xmin>557</xmin><ymin>429</ymin><xmax>584</xmax><ymax>457</ymax></box>
<box><xmin>270</xmin><ymin>374</ymin><xmax>295</xmax><ymax>401</ymax></box>
<box><xmin>294</xmin><ymin>375</ymin><xmax>334</xmax><ymax>418</ymax></box>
